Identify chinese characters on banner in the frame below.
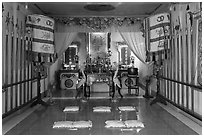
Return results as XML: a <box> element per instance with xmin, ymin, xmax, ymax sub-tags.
<box><xmin>145</xmin><ymin>13</ymin><xmax>170</xmax><ymax>62</ymax></box>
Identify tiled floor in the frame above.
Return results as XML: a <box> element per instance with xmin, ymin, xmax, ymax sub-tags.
<box><xmin>52</xmin><ymin>87</ymin><xmax>146</xmax><ymax>99</ymax></box>
<box><xmin>4</xmin><ymin>94</ymin><xmax>198</xmax><ymax>135</ymax></box>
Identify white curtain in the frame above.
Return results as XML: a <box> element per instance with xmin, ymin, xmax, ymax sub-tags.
<box><xmin>119</xmin><ymin>31</ymin><xmax>146</xmax><ymax>64</ymax></box>
<box><xmin>49</xmin><ymin>25</ymin><xmax>77</xmax><ymax>83</ymax></box>
<box><xmin>55</xmin><ymin>32</ymin><xmax>77</xmax><ymax>57</ymax></box>
<box><xmin>117</xmin><ymin>25</ymin><xmax>154</xmax><ymax>83</ymax></box>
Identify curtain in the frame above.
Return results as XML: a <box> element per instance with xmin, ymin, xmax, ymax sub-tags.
<box><xmin>119</xmin><ymin>31</ymin><xmax>146</xmax><ymax>64</ymax></box>
<box><xmin>117</xmin><ymin>26</ymin><xmax>154</xmax><ymax>83</ymax></box>
<box><xmin>55</xmin><ymin>32</ymin><xmax>77</xmax><ymax>57</ymax></box>
<box><xmin>49</xmin><ymin>29</ymin><xmax>77</xmax><ymax>83</ymax></box>
<box><xmin>117</xmin><ymin>25</ymin><xmax>146</xmax><ymax>64</ymax></box>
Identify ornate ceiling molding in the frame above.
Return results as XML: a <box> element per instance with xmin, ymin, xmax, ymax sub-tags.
<box><xmin>53</xmin><ymin>16</ymin><xmax>143</xmax><ymax>31</ymax></box>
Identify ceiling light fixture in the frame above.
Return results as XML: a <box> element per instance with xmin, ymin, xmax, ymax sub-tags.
<box><xmin>25</xmin><ymin>4</ymin><xmax>28</xmax><ymax>9</ymax></box>
<box><xmin>84</xmin><ymin>4</ymin><xmax>115</xmax><ymax>12</ymax></box>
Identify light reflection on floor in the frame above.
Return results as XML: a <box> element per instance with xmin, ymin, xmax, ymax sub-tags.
<box><xmin>5</xmin><ymin>97</ymin><xmax>198</xmax><ymax>135</ymax></box>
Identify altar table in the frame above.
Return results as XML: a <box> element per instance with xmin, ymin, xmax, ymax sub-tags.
<box><xmin>85</xmin><ymin>73</ymin><xmax>123</xmax><ymax>98</ymax></box>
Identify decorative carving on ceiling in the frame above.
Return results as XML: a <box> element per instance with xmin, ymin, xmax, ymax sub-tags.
<box><xmin>53</xmin><ymin>16</ymin><xmax>143</xmax><ymax>31</ymax></box>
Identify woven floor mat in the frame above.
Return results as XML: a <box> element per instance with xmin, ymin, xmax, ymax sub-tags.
<box><xmin>63</xmin><ymin>106</ymin><xmax>79</xmax><ymax>112</ymax></box>
<box><xmin>118</xmin><ymin>106</ymin><xmax>138</xmax><ymax>112</ymax></box>
<box><xmin>93</xmin><ymin>106</ymin><xmax>111</xmax><ymax>112</ymax></box>
<box><xmin>105</xmin><ymin>120</ymin><xmax>144</xmax><ymax>128</ymax></box>
<box><xmin>53</xmin><ymin>120</ymin><xmax>92</xmax><ymax>129</ymax></box>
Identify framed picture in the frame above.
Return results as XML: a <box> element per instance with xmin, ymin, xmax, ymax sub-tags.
<box><xmin>89</xmin><ymin>33</ymin><xmax>107</xmax><ymax>59</ymax></box>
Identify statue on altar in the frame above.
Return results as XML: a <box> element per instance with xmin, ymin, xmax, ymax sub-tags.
<box><xmin>85</xmin><ymin>51</ymin><xmax>112</xmax><ymax>74</ymax></box>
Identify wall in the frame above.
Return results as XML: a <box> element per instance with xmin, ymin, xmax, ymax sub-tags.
<box><xmin>2</xmin><ymin>2</ymin><xmax>47</xmax><ymax>117</ymax></box>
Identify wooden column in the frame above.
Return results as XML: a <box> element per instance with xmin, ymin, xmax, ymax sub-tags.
<box><xmin>10</xmin><ymin>17</ymin><xmax>14</xmax><ymax>110</ymax></box>
<box><xmin>15</xmin><ymin>27</ymin><xmax>19</xmax><ymax>108</ymax></box>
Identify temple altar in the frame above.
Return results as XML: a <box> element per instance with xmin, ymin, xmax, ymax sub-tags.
<box><xmin>57</xmin><ymin>31</ymin><xmax>139</xmax><ymax>98</ymax></box>
<box><xmin>86</xmin><ymin>73</ymin><xmax>113</xmax><ymax>96</ymax></box>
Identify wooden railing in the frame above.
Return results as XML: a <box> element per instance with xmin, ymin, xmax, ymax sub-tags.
<box><xmin>2</xmin><ymin>75</ymin><xmax>47</xmax><ymax>118</ymax></box>
<box><xmin>160</xmin><ymin>76</ymin><xmax>202</xmax><ymax>91</ymax></box>
<box><xmin>2</xmin><ymin>77</ymin><xmax>37</xmax><ymax>90</ymax></box>
<box><xmin>2</xmin><ymin>78</ymin><xmax>37</xmax><ymax>118</ymax></box>
<box><xmin>151</xmin><ymin>74</ymin><xmax>202</xmax><ymax>121</ymax></box>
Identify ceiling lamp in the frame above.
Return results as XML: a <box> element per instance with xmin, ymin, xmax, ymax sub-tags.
<box><xmin>84</xmin><ymin>4</ymin><xmax>115</xmax><ymax>12</ymax></box>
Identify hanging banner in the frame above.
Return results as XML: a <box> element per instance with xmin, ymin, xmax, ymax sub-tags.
<box><xmin>147</xmin><ymin>13</ymin><xmax>170</xmax><ymax>52</ymax></box>
<box><xmin>196</xmin><ymin>16</ymin><xmax>202</xmax><ymax>86</ymax></box>
<box><xmin>26</xmin><ymin>14</ymin><xmax>55</xmax><ymax>54</ymax></box>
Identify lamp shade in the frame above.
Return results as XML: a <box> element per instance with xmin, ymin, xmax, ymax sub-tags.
<box><xmin>26</xmin><ymin>14</ymin><xmax>56</xmax><ymax>63</ymax></box>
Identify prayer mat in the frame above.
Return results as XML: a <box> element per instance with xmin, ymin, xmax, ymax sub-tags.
<box><xmin>53</xmin><ymin>121</ymin><xmax>74</xmax><ymax>128</ymax></box>
<box><xmin>118</xmin><ymin>106</ymin><xmax>137</xmax><ymax>111</ymax></box>
<box><xmin>72</xmin><ymin>120</ymin><xmax>92</xmax><ymax>128</ymax></box>
<box><xmin>105</xmin><ymin>120</ymin><xmax>126</xmax><ymax>128</ymax></box>
<box><xmin>93</xmin><ymin>106</ymin><xmax>111</xmax><ymax>112</ymax></box>
<box><xmin>53</xmin><ymin>120</ymin><xmax>92</xmax><ymax>129</ymax></box>
<box><xmin>105</xmin><ymin>120</ymin><xmax>144</xmax><ymax>128</ymax></box>
<box><xmin>124</xmin><ymin>120</ymin><xmax>144</xmax><ymax>128</ymax></box>
<box><xmin>63</xmin><ymin>106</ymin><xmax>79</xmax><ymax>112</ymax></box>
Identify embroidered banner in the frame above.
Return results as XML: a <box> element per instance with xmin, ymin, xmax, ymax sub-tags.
<box><xmin>197</xmin><ymin>17</ymin><xmax>202</xmax><ymax>86</ymax></box>
<box><xmin>148</xmin><ymin>13</ymin><xmax>170</xmax><ymax>52</ymax></box>
<box><xmin>145</xmin><ymin>13</ymin><xmax>170</xmax><ymax>62</ymax></box>
<box><xmin>26</xmin><ymin>14</ymin><xmax>55</xmax><ymax>54</ymax></box>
